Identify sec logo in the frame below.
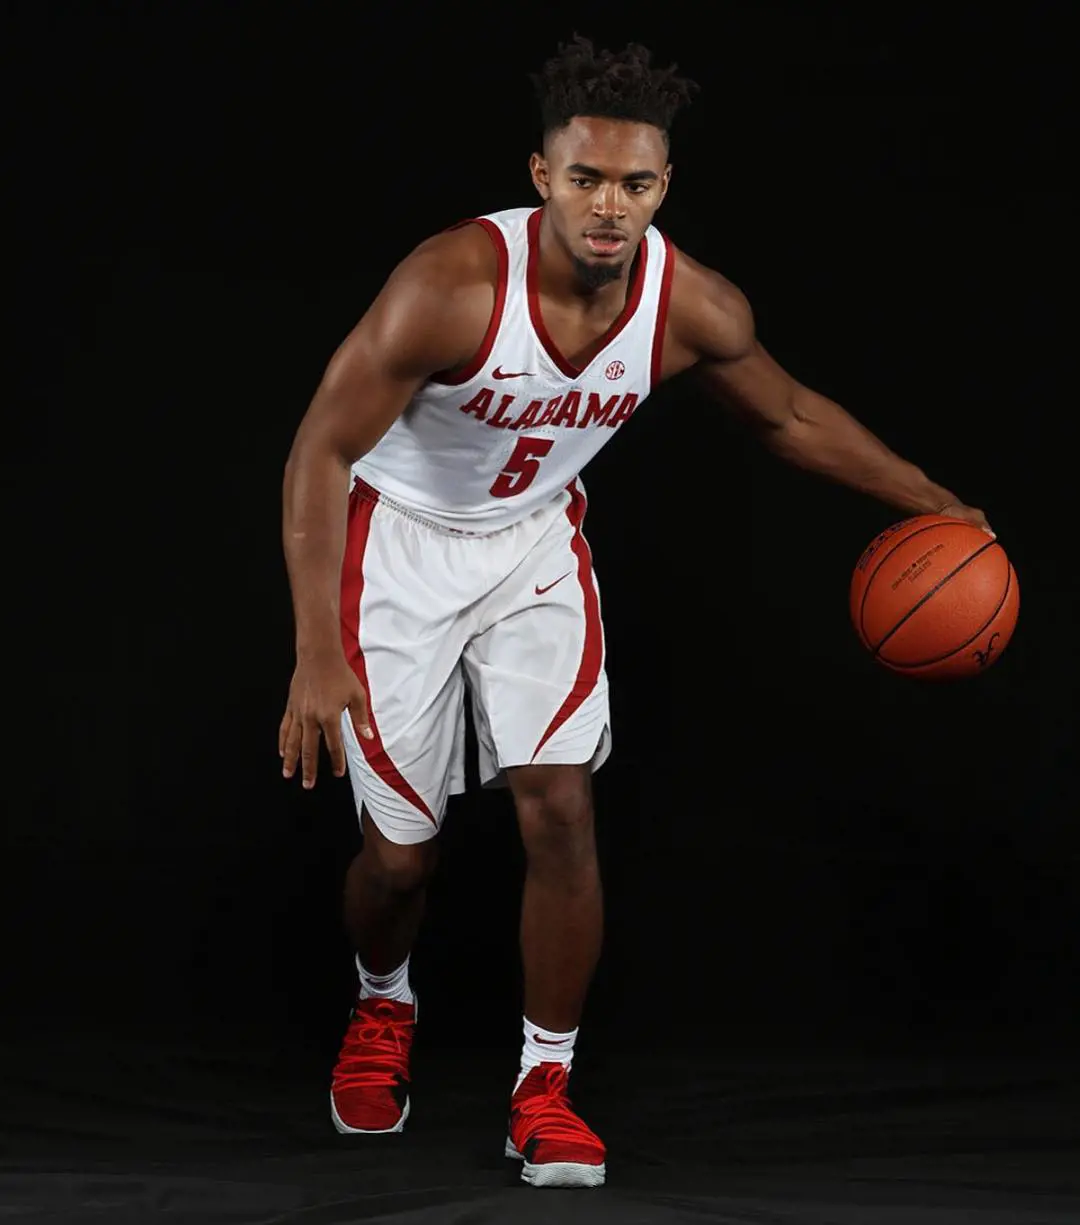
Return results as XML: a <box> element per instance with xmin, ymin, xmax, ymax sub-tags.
<box><xmin>605</xmin><ymin>360</ymin><xmax>625</xmax><ymax>380</ymax></box>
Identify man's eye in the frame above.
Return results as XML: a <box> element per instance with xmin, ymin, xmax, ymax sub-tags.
<box><xmin>570</xmin><ymin>178</ymin><xmax>593</xmax><ymax>188</ymax></box>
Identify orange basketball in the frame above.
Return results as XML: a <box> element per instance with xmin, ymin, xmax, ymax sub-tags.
<box><xmin>850</xmin><ymin>515</ymin><xmax>1019</xmax><ymax>679</ymax></box>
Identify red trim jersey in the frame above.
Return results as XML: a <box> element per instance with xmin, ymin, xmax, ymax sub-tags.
<box><xmin>353</xmin><ymin>206</ymin><xmax>675</xmax><ymax>533</ymax></box>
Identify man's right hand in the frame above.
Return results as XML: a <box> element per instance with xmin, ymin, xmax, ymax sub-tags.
<box><xmin>279</xmin><ymin>652</ymin><xmax>373</xmax><ymax>790</ymax></box>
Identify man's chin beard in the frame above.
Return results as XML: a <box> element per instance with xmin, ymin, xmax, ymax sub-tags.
<box><xmin>570</xmin><ymin>254</ymin><xmax>626</xmax><ymax>291</ymax></box>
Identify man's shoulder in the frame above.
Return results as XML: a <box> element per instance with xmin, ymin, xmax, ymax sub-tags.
<box><xmin>366</xmin><ymin>215</ymin><xmax>517</xmax><ymax>375</ymax></box>
<box><xmin>397</xmin><ymin>217</ymin><xmax>504</xmax><ymax>294</ymax></box>
<box><xmin>664</xmin><ymin>243</ymin><xmax>755</xmax><ymax>361</ymax></box>
<box><xmin>667</xmin><ymin>245</ymin><xmax>747</xmax><ymax>315</ymax></box>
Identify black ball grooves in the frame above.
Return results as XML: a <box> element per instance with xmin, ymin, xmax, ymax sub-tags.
<box><xmin>858</xmin><ymin>521</ymin><xmax>948</xmax><ymax>641</ymax></box>
<box><xmin>865</xmin><ymin>537</ymin><xmax>1003</xmax><ymax>659</ymax></box>
<box><xmin>883</xmin><ymin>562</ymin><xmax>1014</xmax><ymax>670</ymax></box>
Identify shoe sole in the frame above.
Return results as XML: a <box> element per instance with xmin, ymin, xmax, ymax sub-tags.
<box><xmin>330</xmin><ymin>1092</ymin><xmax>410</xmax><ymax>1135</ymax></box>
<box><xmin>504</xmin><ymin>1138</ymin><xmax>606</xmax><ymax>1188</ymax></box>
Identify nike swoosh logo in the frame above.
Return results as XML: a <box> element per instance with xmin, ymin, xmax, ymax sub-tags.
<box><xmin>533</xmin><ymin>1035</ymin><xmax>567</xmax><ymax>1045</ymax></box>
<box><xmin>492</xmin><ymin>367</ymin><xmax>534</xmax><ymax>380</ymax></box>
<box><xmin>535</xmin><ymin>571</ymin><xmax>573</xmax><ymax>596</ymax></box>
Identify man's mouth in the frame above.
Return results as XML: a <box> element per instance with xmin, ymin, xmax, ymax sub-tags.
<box><xmin>584</xmin><ymin>231</ymin><xmax>628</xmax><ymax>257</ymax></box>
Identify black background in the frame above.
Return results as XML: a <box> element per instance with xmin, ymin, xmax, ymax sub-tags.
<box><xmin>4</xmin><ymin>2</ymin><xmax>1076</xmax><ymax>1219</ymax></box>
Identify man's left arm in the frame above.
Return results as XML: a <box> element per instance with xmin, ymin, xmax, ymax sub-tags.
<box><xmin>677</xmin><ymin>258</ymin><xmax>994</xmax><ymax>535</ymax></box>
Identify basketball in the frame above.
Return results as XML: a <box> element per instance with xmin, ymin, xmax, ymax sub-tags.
<box><xmin>850</xmin><ymin>515</ymin><xmax>1019</xmax><ymax>679</ymax></box>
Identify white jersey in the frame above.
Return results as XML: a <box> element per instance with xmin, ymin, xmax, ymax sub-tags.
<box><xmin>353</xmin><ymin>206</ymin><xmax>674</xmax><ymax>533</ymax></box>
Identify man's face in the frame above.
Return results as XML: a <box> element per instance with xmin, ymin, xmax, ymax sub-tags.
<box><xmin>530</xmin><ymin>116</ymin><xmax>671</xmax><ymax>288</ymax></box>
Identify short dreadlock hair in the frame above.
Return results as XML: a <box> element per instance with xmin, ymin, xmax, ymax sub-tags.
<box><xmin>531</xmin><ymin>36</ymin><xmax>698</xmax><ymax>145</ymax></box>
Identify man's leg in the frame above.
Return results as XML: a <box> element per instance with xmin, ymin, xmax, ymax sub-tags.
<box><xmin>330</xmin><ymin>808</ymin><xmax>440</xmax><ymax>1137</ymax></box>
<box><xmin>462</xmin><ymin>479</ymin><xmax>609</xmax><ymax>1184</ymax></box>
<box><xmin>497</xmin><ymin>762</ymin><xmax>607</xmax><ymax>1187</ymax></box>
<box><xmin>332</xmin><ymin>484</ymin><xmax>470</xmax><ymax>1135</ymax></box>
<box><xmin>508</xmin><ymin>763</ymin><xmax>602</xmax><ymax>1035</ymax></box>
<box><xmin>343</xmin><ymin>814</ymin><xmax>439</xmax><ymax>980</ymax></box>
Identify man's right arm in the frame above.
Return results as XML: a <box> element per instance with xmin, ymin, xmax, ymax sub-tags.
<box><xmin>282</xmin><ymin>229</ymin><xmax>493</xmax><ymax>662</ymax></box>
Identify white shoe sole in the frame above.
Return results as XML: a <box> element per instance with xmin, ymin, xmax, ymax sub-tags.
<box><xmin>504</xmin><ymin>1137</ymin><xmax>606</xmax><ymax>1188</ymax></box>
<box><xmin>331</xmin><ymin>1092</ymin><xmax>410</xmax><ymax>1135</ymax></box>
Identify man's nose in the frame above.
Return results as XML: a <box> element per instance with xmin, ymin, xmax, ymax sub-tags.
<box><xmin>592</xmin><ymin>187</ymin><xmax>626</xmax><ymax>219</ymax></box>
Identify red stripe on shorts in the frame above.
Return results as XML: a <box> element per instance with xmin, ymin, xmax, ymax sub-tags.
<box><xmin>341</xmin><ymin>482</ymin><xmax>437</xmax><ymax>825</ymax></box>
<box><xmin>531</xmin><ymin>481</ymin><xmax>604</xmax><ymax>760</ymax></box>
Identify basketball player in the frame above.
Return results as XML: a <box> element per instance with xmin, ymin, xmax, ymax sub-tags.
<box><xmin>279</xmin><ymin>37</ymin><xmax>992</xmax><ymax>1189</ymax></box>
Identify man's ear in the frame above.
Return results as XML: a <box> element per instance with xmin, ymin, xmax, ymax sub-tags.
<box><xmin>529</xmin><ymin>152</ymin><xmax>551</xmax><ymax>200</ymax></box>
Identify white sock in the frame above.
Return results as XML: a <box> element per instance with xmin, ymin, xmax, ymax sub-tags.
<box><xmin>356</xmin><ymin>954</ymin><xmax>414</xmax><ymax>1005</ymax></box>
<box><xmin>516</xmin><ymin>1016</ymin><xmax>577</xmax><ymax>1091</ymax></box>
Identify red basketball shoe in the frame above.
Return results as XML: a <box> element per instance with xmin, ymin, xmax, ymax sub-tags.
<box><xmin>505</xmin><ymin>1062</ymin><xmax>606</xmax><ymax>1187</ymax></box>
<box><xmin>330</xmin><ymin>996</ymin><xmax>415</xmax><ymax>1134</ymax></box>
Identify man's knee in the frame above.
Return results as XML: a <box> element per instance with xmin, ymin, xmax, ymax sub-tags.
<box><xmin>511</xmin><ymin>765</ymin><xmax>595</xmax><ymax>854</ymax></box>
<box><xmin>356</xmin><ymin>813</ymin><xmax>438</xmax><ymax>894</ymax></box>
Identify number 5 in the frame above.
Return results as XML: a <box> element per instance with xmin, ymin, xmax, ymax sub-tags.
<box><xmin>489</xmin><ymin>436</ymin><xmax>554</xmax><ymax>498</ymax></box>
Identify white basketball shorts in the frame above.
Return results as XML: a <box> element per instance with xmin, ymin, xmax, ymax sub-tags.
<box><xmin>338</xmin><ymin>477</ymin><xmax>611</xmax><ymax>845</ymax></box>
